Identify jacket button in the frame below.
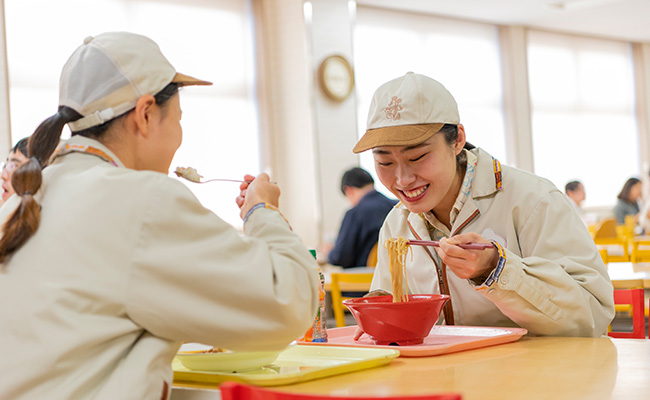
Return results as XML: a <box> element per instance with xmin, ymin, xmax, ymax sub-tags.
<box><xmin>500</xmin><ymin>275</ymin><xmax>509</xmax><ymax>285</ymax></box>
<box><xmin>488</xmin><ymin>289</ymin><xmax>496</xmax><ymax>295</ymax></box>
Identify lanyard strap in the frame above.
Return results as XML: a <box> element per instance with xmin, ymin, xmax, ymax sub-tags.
<box><xmin>50</xmin><ymin>143</ymin><xmax>119</xmax><ymax>167</ymax></box>
<box><xmin>492</xmin><ymin>157</ymin><xmax>502</xmax><ymax>190</ymax></box>
<box><xmin>407</xmin><ymin>220</ymin><xmax>455</xmax><ymax>325</ymax></box>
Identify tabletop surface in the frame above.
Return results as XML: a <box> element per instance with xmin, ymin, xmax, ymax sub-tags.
<box><xmin>607</xmin><ymin>262</ymin><xmax>650</xmax><ymax>288</ymax></box>
<box><xmin>174</xmin><ymin>336</ymin><xmax>650</xmax><ymax>400</ymax></box>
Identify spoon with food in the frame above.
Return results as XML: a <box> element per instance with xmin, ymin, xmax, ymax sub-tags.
<box><xmin>174</xmin><ymin>166</ymin><xmax>247</xmax><ymax>184</ymax></box>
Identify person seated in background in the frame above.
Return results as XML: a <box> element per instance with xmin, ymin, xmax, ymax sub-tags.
<box><xmin>613</xmin><ymin>177</ymin><xmax>642</xmax><ymax>224</ymax></box>
<box><xmin>565</xmin><ymin>180</ymin><xmax>585</xmax><ymax>211</ymax></box>
<box><xmin>564</xmin><ymin>180</ymin><xmax>597</xmax><ymax>225</ymax></box>
<box><xmin>639</xmin><ymin>174</ymin><xmax>650</xmax><ymax>234</ymax></box>
<box><xmin>1</xmin><ymin>137</ymin><xmax>29</xmax><ymax>203</ymax></box>
<box><xmin>326</xmin><ymin>167</ymin><xmax>397</xmax><ymax>268</ymax></box>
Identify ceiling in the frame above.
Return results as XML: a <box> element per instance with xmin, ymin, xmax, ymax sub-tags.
<box><xmin>357</xmin><ymin>0</ymin><xmax>650</xmax><ymax>43</ymax></box>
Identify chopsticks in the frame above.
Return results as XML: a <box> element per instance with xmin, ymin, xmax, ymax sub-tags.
<box><xmin>408</xmin><ymin>240</ymin><xmax>493</xmax><ymax>250</ymax></box>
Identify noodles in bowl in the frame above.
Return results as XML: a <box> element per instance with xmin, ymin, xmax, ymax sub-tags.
<box><xmin>384</xmin><ymin>237</ymin><xmax>411</xmax><ymax>302</ymax></box>
<box><xmin>343</xmin><ymin>294</ymin><xmax>450</xmax><ymax>345</ymax></box>
<box><xmin>344</xmin><ymin>236</ymin><xmax>449</xmax><ymax>345</ymax></box>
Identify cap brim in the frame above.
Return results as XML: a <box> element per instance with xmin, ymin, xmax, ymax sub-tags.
<box><xmin>352</xmin><ymin>123</ymin><xmax>444</xmax><ymax>153</ymax></box>
<box><xmin>172</xmin><ymin>72</ymin><xmax>212</xmax><ymax>87</ymax></box>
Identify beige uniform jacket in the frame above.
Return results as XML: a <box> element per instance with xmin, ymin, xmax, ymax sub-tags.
<box><xmin>372</xmin><ymin>148</ymin><xmax>614</xmax><ymax>337</ymax></box>
<box><xmin>0</xmin><ymin>136</ymin><xmax>319</xmax><ymax>399</ymax></box>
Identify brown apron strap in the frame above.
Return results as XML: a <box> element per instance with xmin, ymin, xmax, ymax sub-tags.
<box><xmin>161</xmin><ymin>381</ymin><xmax>169</xmax><ymax>400</ymax></box>
<box><xmin>407</xmin><ymin>221</ymin><xmax>455</xmax><ymax>325</ymax></box>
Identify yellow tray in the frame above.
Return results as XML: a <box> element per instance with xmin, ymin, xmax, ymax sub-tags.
<box><xmin>173</xmin><ymin>345</ymin><xmax>399</xmax><ymax>388</ymax></box>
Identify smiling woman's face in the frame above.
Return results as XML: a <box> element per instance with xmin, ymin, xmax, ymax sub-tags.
<box><xmin>1</xmin><ymin>149</ymin><xmax>29</xmax><ymax>201</ymax></box>
<box><xmin>372</xmin><ymin>132</ymin><xmax>463</xmax><ymax>216</ymax></box>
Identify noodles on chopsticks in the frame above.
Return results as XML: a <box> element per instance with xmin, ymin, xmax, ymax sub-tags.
<box><xmin>384</xmin><ymin>237</ymin><xmax>411</xmax><ymax>303</ymax></box>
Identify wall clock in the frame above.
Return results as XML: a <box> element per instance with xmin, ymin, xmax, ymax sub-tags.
<box><xmin>317</xmin><ymin>55</ymin><xmax>354</xmax><ymax>102</ymax></box>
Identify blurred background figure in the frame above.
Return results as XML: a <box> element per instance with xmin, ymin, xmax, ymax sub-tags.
<box><xmin>613</xmin><ymin>177</ymin><xmax>642</xmax><ymax>224</ymax></box>
<box><xmin>565</xmin><ymin>180</ymin><xmax>585</xmax><ymax>211</ymax></box>
<box><xmin>324</xmin><ymin>167</ymin><xmax>397</xmax><ymax>268</ymax></box>
<box><xmin>1</xmin><ymin>137</ymin><xmax>29</xmax><ymax>203</ymax></box>
<box><xmin>639</xmin><ymin>172</ymin><xmax>650</xmax><ymax>234</ymax></box>
<box><xmin>564</xmin><ymin>180</ymin><xmax>598</xmax><ymax>225</ymax></box>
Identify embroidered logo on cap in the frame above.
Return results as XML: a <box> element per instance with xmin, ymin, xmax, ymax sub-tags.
<box><xmin>384</xmin><ymin>96</ymin><xmax>402</xmax><ymax>121</ymax></box>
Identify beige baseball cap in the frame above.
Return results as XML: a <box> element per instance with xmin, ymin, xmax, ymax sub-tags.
<box><xmin>353</xmin><ymin>72</ymin><xmax>459</xmax><ymax>153</ymax></box>
<box><xmin>59</xmin><ymin>32</ymin><xmax>212</xmax><ymax>132</ymax></box>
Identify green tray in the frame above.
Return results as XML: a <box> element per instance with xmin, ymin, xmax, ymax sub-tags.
<box><xmin>173</xmin><ymin>345</ymin><xmax>399</xmax><ymax>387</ymax></box>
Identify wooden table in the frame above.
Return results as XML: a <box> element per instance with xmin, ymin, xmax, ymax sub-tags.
<box><xmin>173</xmin><ymin>337</ymin><xmax>650</xmax><ymax>400</ymax></box>
<box><xmin>607</xmin><ymin>262</ymin><xmax>650</xmax><ymax>289</ymax></box>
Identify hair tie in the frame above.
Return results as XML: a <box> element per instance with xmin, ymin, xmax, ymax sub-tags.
<box><xmin>31</xmin><ymin>156</ymin><xmax>42</xmax><ymax>168</ymax></box>
<box><xmin>22</xmin><ymin>192</ymin><xmax>33</xmax><ymax>196</ymax></box>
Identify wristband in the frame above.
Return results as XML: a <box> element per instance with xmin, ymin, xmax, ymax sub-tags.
<box><xmin>243</xmin><ymin>202</ymin><xmax>267</xmax><ymax>224</ymax></box>
<box><xmin>243</xmin><ymin>202</ymin><xmax>291</xmax><ymax>228</ymax></box>
<box><xmin>471</xmin><ymin>240</ymin><xmax>507</xmax><ymax>288</ymax></box>
<box><xmin>483</xmin><ymin>240</ymin><xmax>507</xmax><ymax>287</ymax></box>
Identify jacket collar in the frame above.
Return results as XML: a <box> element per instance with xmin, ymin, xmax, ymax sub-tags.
<box><xmin>452</xmin><ymin>148</ymin><xmax>502</xmax><ymax>233</ymax></box>
<box><xmin>470</xmin><ymin>147</ymin><xmax>503</xmax><ymax>199</ymax></box>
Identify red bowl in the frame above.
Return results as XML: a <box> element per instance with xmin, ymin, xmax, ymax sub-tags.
<box><xmin>343</xmin><ymin>294</ymin><xmax>450</xmax><ymax>346</ymax></box>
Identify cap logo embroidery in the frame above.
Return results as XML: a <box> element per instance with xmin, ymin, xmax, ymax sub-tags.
<box><xmin>384</xmin><ymin>96</ymin><xmax>402</xmax><ymax>121</ymax></box>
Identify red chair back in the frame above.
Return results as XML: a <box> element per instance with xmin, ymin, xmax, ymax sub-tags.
<box><xmin>219</xmin><ymin>382</ymin><xmax>462</xmax><ymax>400</ymax></box>
<box><xmin>608</xmin><ymin>289</ymin><xmax>646</xmax><ymax>339</ymax></box>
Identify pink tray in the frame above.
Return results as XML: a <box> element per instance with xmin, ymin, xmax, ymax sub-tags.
<box><xmin>298</xmin><ymin>325</ymin><xmax>527</xmax><ymax>357</ymax></box>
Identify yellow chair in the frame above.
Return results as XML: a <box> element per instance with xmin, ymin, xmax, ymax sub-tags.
<box><xmin>631</xmin><ymin>239</ymin><xmax>648</xmax><ymax>263</ymax></box>
<box><xmin>599</xmin><ymin>249</ymin><xmax>609</xmax><ymax>265</ymax></box>
<box><xmin>366</xmin><ymin>242</ymin><xmax>379</xmax><ymax>267</ymax></box>
<box><xmin>630</xmin><ymin>232</ymin><xmax>650</xmax><ymax>263</ymax></box>
<box><xmin>616</xmin><ymin>216</ymin><xmax>635</xmax><ymax>244</ymax></box>
<box><xmin>620</xmin><ymin>214</ymin><xmax>650</xmax><ymax>262</ymax></box>
<box><xmin>593</xmin><ymin>218</ymin><xmax>630</xmax><ymax>262</ymax></box>
<box><xmin>330</xmin><ymin>272</ymin><xmax>374</xmax><ymax>327</ymax></box>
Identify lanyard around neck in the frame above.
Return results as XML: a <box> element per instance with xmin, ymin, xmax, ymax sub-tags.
<box><xmin>406</xmin><ymin>220</ymin><xmax>455</xmax><ymax>325</ymax></box>
<box><xmin>50</xmin><ymin>143</ymin><xmax>119</xmax><ymax>167</ymax></box>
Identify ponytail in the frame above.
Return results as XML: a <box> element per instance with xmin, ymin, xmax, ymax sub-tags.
<box><xmin>0</xmin><ymin>158</ymin><xmax>42</xmax><ymax>262</ymax></box>
<box><xmin>0</xmin><ymin>83</ymin><xmax>179</xmax><ymax>263</ymax></box>
<box><xmin>0</xmin><ymin>107</ymin><xmax>80</xmax><ymax>263</ymax></box>
<box><xmin>29</xmin><ymin>107</ymin><xmax>81</xmax><ymax>166</ymax></box>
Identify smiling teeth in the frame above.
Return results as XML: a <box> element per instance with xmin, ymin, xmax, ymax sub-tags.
<box><xmin>404</xmin><ymin>186</ymin><xmax>426</xmax><ymax>198</ymax></box>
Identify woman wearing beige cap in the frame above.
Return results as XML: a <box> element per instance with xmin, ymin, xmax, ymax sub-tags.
<box><xmin>357</xmin><ymin>72</ymin><xmax>613</xmax><ymax>337</ymax></box>
<box><xmin>0</xmin><ymin>32</ymin><xmax>318</xmax><ymax>399</ymax></box>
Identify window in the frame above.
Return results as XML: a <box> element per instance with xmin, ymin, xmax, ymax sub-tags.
<box><xmin>527</xmin><ymin>30</ymin><xmax>637</xmax><ymax>208</ymax></box>
<box><xmin>353</xmin><ymin>6</ymin><xmax>505</xmax><ymax>193</ymax></box>
<box><xmin>4</xmin><ymin>0</ymin><xmax>258</xmax><ymax>227</ymax></box>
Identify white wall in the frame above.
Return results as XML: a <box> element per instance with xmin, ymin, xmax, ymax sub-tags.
<box><xmin>254</xmin><ymin>0</ymin><xmax>360</xmax><ymax>250</ymax></box>
<box><xmin>307</xmin><ymin>0</ymin><xmax>360</xmax><ymax>246</ymax></box>
<box><xmin>0</xmin><ymin>0</ymin><xmax>11</xmax><ymax>155</ymax></box>
<box><xmin>254</xmin><ymin>0</ymin><xmax>321</xmax><ymax>248</ymax></box>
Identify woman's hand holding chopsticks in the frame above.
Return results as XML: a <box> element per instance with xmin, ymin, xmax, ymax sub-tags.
<box><xmin>433</xmin><ymin>233</ymin><xmax>499</xmax><ymax>281</ymax></box>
